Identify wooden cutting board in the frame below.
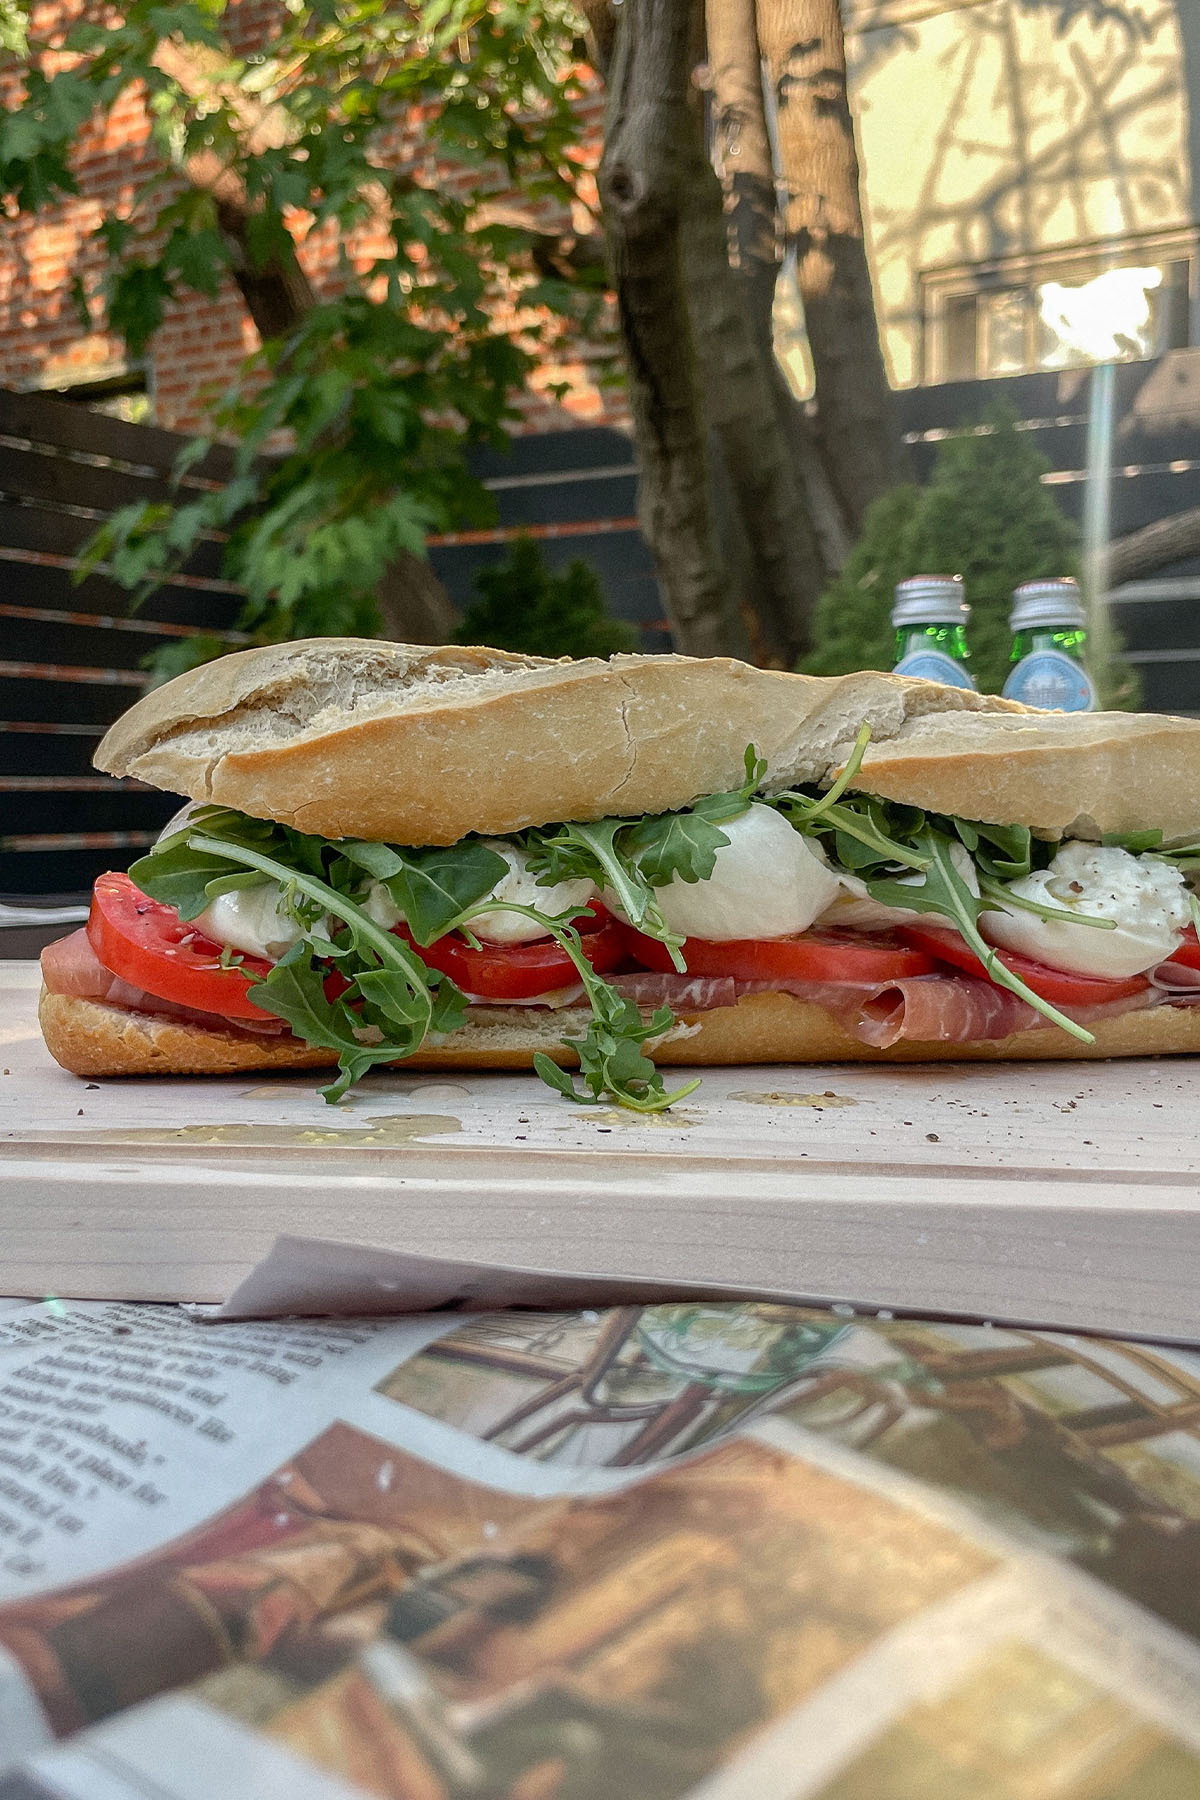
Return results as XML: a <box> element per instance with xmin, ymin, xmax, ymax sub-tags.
<box><xmin>3</xmin><ymin>962</ymin><xmax>1200</xmax><ymax>1338</ymax></box>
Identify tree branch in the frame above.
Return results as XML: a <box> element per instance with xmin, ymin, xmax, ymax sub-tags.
<box><xmin>1108</xmin><ymin>506</ymin><xmax>1200</xmax><ymax>588</ymax></box>
<box><xmin>150</xmin><ymin>36</ymin><xmax>316</xmax><ymax>341</ymax></box>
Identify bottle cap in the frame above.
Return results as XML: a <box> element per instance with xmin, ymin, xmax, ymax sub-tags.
<box><xmin>891</xmin><ymin>575</ymin><xmax>968</xmax><ymax>629</ymax></box>
<box><xmin>1010</xmin><ymin>578</ymin><xmax>1085</xmax><ymax>632</ymax></box>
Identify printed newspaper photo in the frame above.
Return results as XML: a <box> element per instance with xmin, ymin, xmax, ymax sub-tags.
<box><xmin>1</xmin><ymin>1298</ymin><xmax>1200</xmax><ymax>1797</ymax></box>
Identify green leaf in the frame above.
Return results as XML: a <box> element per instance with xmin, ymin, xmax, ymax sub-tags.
<box><xmin>339</xmin><ymin>841</ymin><xmax>407</xmax><ymax>881</ymax></box>
<box><xmin>531</xmin><ymin>1052</ymin><xmax>576</xmax><ymax>1099</ymax></box>
<box><xmin>380</xmin><ymin>841</ymin><xmax>509</xmax><ymax>945</ymax></box>
<box><xmin>127</xmin><ymin>840</ymin><xmax>236</xmax><ymax>919</ymax></box>
<box><xmin>526</xmin><ymin>819</ymin><xmax>687</xmax><ymax>969</ymax></box>
<box><xmin>621</xmin><ymin>747</ymin><xmax>768</xmax><ymax>890</ymax></box>
<box><xmin>249</xmin><ymin>947</ymin><xmax>366</xmax><ymax>1054</ymax></box>
<box><xmin>622</xmin><ymin>810</ymin><xmax>735</xmax><ymax>888</ymax></box>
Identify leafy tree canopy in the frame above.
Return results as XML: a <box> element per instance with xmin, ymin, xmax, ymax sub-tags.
<box><xmin>0</xmin><ymin>0</ymin><xmax>598</xmax><ymax>668</ymax></box>
<box><xmin>452</xmin><ymin>534</ymin><xmax>637</xmax><ymax>659</ymax></box>
<box><xmin>803</xmin><ymin>406</ymin><xmax>1138</xmax><ymax>705</ymax></box>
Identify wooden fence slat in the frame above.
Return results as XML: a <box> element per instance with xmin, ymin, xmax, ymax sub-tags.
<box><xmin>0</xmin><ymin>440</ymin><xmax>185</xmax><ymax>513</ymax></box>
<box><xmin>0</xmin><ymin>726</ymin><xmax>105</xmax><ymax>780</ymax></box>
<box><xmin>0</xmin><ymin>499</ymin><xmax>231</xmax><ymax>583</ymax></box>
<box><xmin>0</xmin><ymin>556</ymin><xmax>243</xmax><ymax>632</ymax></box>
<box><xmin>0</xmin><ymin>388</ymin><xmax>237</xmax><ymax>483</ymax></box>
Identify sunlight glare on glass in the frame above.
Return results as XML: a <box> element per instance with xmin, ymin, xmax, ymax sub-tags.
<box><xmin>1037</xmin><ymin>267</ymin><xmax>1163</xmax><ymax>367</ymax></box>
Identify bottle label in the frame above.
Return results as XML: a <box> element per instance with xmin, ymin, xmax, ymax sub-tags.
<box><xmin>892</xmin><ymin>649</ymin><xmax>975</xmax><ymax>689</ymax></box>
<box><xmin>1003</xmin><ymin>650</ymin><xmax>1096</xmax><ymax>712</ymax></box>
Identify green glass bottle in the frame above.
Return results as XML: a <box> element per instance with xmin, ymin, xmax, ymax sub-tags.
<box><xmin>891</xmin><ymin>575</ymin><xmax>976</xmax><ymax>689</ymax></box>
<box><xmin>1002</xmin><ymin>578</ymin><xmax>1096</xmax><ymax>711</ymax></box>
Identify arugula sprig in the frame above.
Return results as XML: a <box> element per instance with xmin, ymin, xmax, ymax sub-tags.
<box><xmin>129</xmin><ymin>807</ymin><xmax>694</xmax><ymax>1112</ymax></box>
<box><xmin>445</xmin><ymin>899</ymin><xmax>699</xmax><ymax>1113</ymax></box>
<box><xmin>862</xmin><ymin>830</ymin><xmax>1093</xmax><ymax>1041</ymax></box>
<box><xmin>763</xmin><ymin>728</ymin><xmax>1103</xmax><ymax>1040</ymax></box>
<box><xmin>524</xmin><ymin>746</ymin><xmax>767</xmax><ymax>967</ymax></box>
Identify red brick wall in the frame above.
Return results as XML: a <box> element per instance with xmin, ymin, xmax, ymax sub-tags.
<box><xmin>0</xmin><ymin>1</ymin><xmax>627</xmax><ymax>437</ymax></box>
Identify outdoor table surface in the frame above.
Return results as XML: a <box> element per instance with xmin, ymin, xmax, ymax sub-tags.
<box><xmin>3</xmin><ymin>961</ymin><xmax>1200</xmax><ymax>1338</ymax></box>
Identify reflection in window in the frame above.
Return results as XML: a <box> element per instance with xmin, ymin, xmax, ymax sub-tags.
<box><xmin>925</xmin><ymin>253</ymin><xmax>1192</xmax><ymax>384</ymax></box>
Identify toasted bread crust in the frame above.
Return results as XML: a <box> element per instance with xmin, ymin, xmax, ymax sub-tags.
<box><xmin>93</xmin><ymin>638</ymin><xmax>1200</xmax><ymax>843</ymax></box>
<box><xmin>38</xmin><ymin>987</ymin><xmax>1200</xmax><ymax>1081</ymax></box>
<box><xmin>92</xmin><ymin>640</ymin><xmax>1048</xmax><ymax>843</ymax></box>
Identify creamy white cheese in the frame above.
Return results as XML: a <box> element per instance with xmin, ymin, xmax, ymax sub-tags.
<box><xmin>195</xmin><ymin>884</ymin><xmax>310</xmax><ymax>962</ymax></box>
<box><xmin>639</xmin><ymin>803</ymin><xmax>842</xmax><ymax>941</ymax></box>
<box><xmin>364</xmin><ymin>841</ymin><xmax>596</xmax><ymax>945</ymax></box>
<box><xmin>980</xmin><ymin>842</ymin><xmax>1190</xmax><ymax>978</ymax></box>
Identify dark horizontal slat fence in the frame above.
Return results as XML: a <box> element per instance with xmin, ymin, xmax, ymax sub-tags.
<box><xmin>0</xmin><ymin>389</ymin><xmax>243</xmax><ymax>904</ymax></box>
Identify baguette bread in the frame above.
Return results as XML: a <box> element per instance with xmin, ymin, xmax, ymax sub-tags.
<box><xmin>49</xmin><ymin>640</ymin><xmax>1200</xmax><ymax>1086</ymax></box>
<box><xmin>94</xmin><ymin>639</ymin><xmax>1200</xmax><ymax>844</ymax></box>
<box><xmin>39</xmin><ymin>986</ymin><xmax>1200</xmax><ymax>1079</ymax></box>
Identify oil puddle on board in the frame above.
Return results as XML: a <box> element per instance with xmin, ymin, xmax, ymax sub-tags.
<box><xmin>9</xmin><ymin>1114</ymin><xmax>464</xmax><ymax>1149</ymax></box>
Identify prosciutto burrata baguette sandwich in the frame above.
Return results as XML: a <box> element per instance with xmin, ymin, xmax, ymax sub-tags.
<box><xmin>37</xmin><ymin>638</ymin><xmax>1200</xmax><ymax>1112</ymax></box>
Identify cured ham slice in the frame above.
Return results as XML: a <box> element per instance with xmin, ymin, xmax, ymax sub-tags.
<box><xmin>740</xmin><ymin>973</ymin><xmax>1036</xmax><ymax>1047</ymax></box>
<box><xmin>40</xmin><ymin>930</ymin><xmax>288</xmax><ymax>1035</ymax></box>
<box><xmin>610</xmin><ymin>972</ymin><xmax>740</xmax><ymax>1012</ymax></box>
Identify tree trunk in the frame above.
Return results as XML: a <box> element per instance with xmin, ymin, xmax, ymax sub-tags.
<box><xmin>681</xmin><ymin>143</ymin><xmax>826</xmax><ymax>662</ymax></box>
<box><xmin>375</xmin><ymin>547</ymin><xmax>461</xmax><ymax>644</ymax></box>
<box><xmin>757</xmin><ymin>0</ymin><xmax>904</xmax><ymax>534</ymax></box>
<box><xmin>707</xmin><ymin>0</ymin><xmax>778</xmax><ymax>349</ymax></box>
<box><xmin>1107</xmin><ymin>506</ymin><xmax>1200</xmax><ymax>588</ymax></box>
<box><xmin>599</xmin><ymin>0</ymin><xmax>735</xmax><ymax>657</ymax></box>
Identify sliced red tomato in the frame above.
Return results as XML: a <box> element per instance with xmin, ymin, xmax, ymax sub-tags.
<box><xmin>394</xmin><ymin>907</ymin><xmax>626</xmax><ymax>1000</ymax></box>
<box><xmin>87</xmin><ymin>872</ymin><xmax>276</xmax><ymax>1018</ymax></box>
<box><xmin>1162</xmin><ymin>925</ymin><xmax>1200</xmax><ymax>971</ymax></box>
<box><xmin>899</xmin><ymin>922</ymin><xmax>1150</xmax><ymax>1006</ymax></box>
<box><xmin>622</xmin><ymin>925</ymin><xmax>937</xmax><ymax>984</ymax></box>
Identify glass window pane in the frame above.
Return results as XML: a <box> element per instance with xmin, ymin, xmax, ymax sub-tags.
<box><xmin>981</xmin><ymin>288</ymin><xmax>1028</xmax><ymax>375</ymax></box>
<box><xmin>941</xmin><ymin>293</ymin><xmax>978</xmax><ymax>381</ymax></box>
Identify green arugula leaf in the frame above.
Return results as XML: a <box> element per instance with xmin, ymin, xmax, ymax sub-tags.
<box><xmin>621</xmin><ymin>742</ymin><xmax>767</xmax><ymax>888</ymax></box>
<box><xmin>127</xmin><ymin>841</ymin><xmax>237</xmax><ymax>920</ymax></box>
<box><xmin>864</xmin><ymin>830</ymin><xmax>1093</xmax><ymax>1042</ymax></box>
<box><xmin>249</xmin><ymin>945</ymin><xmax>368</xmax><ymax>1053</ymax></box>
<box><xmin>621</xmin><ymin>808</ymin><xmax>735</xmax><ymax>888</ymax></box>
<box><xmin>1103</xmin><ymin>828</ymin><xmax>1165</xmax><ymax>854</ymax></box>
<box><xmin>951</xmin><ymin>818</ymin><xmax>1032</xmax><ymax>881</ymax></box>
<box><xmin>380</xmin><ymin>840</ymin><xmax>509</xmax><ymax>945</ymax></box>
<box><xmin>526</xmin><ymin>819</ymin><xmax>687</xmax><ymax>969</ymax></box>
<box><xmin>338</xmin><ymin>840</ymin><xmax>407</xmax><ymax>881</ymax></box>
<box><xmin>457</xmin><ymin>898</ymin><xmax>697</xmax><ymax>1112</ymax></box>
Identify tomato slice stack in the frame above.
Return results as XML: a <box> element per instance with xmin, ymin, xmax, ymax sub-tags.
<box><xmin>87</xmin><ymin>872</ymin><xmax>275</xmax><ymax>1018</ymax></box>
<box><xmin>899</xmin><ymin>922</ymin><xmax>1150</xmax><ymax>1005</ymax></box>
<box><xmin>86</xmin><ymin>873</ymin><xmax>628</xmax><ymax>1013</ymax></box>
<box><xmin>621</xmin><ymin>925</ymin><xmax>935</xmax><ymax>984</ymax></box>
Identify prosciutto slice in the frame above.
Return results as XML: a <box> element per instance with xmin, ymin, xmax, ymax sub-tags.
<box><xmin>740</xmin><ymin>973</ymin><xmax>1037</xmax><ymax>1048</ymax></box>
<box><xmin>40</xmin><ymin>929</ymin><xmax>289</xmax><ymax>1035</ymax></box>
<box><xmin>43</xmin><ymin>924</ymin><xmax>1172</xmax><ymax>1052</ymax></box>
<box><xmin>610</xmin><ymin>972</ymin><xmax>740</xmax><ymax>1012</ymax></box>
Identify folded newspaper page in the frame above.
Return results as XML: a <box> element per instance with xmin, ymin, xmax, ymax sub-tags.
<box><xmin>2</xmin><ymin>1294</ymin><xmax>1200</xmax><ymax>1797</ymax></box>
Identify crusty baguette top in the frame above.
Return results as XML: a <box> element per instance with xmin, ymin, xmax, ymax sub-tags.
<box><xmin>94</xmin><ymin>639</ymin><xmax>1200</xmax><ymax>844</ymax></box>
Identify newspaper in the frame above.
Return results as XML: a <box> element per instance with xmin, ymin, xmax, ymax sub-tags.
<box><xmin>3</xmin><ymin>1295</ymin><xmax>1200</xmax><ymax>1797</ymax></box>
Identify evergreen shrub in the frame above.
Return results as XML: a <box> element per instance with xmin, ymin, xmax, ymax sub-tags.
<box><xmin>452</xmin><ymin>535</ymin><xmax>639</xmax><ymax>660</ymax></box>
<box><xmin>802</xmin><ymin>406</ymin><xmax>1139</xmax><ymax>706</ymax></box>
